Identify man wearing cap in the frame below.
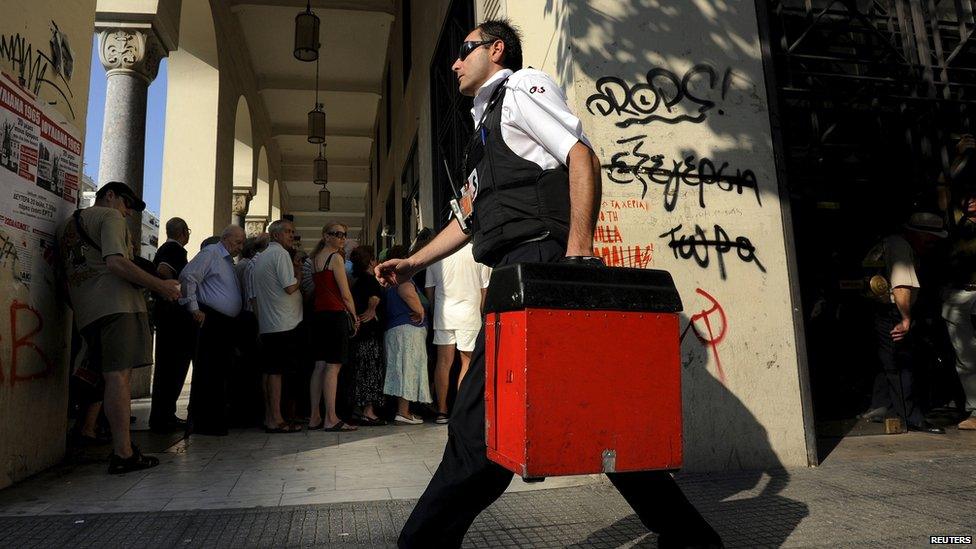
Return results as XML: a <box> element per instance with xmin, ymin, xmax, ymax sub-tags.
<box><xmin>863</xmin><ymin>212</ymin><xmax>947</xmax><ymax>434</ymax></box>
<box><xmin>58</xmin><ymin>181</ymin><xmax>181</xmax><ymax>474</ymax></box>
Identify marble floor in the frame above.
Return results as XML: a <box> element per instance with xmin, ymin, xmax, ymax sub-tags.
<box><xmin>0</xmin><ymin>394</ymin><xmax>600</xmax><ymax>516</ymax></box>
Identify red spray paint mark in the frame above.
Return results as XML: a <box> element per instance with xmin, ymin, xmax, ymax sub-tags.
<box><xmin>3</xmin><ymin>300</ymin><xmax>54</xmax><ymax>385</ymax></box>
<box><xmin>679</xmin><ymin>288</ymin><xmax>728</xmax><ymax>384</ymax></box>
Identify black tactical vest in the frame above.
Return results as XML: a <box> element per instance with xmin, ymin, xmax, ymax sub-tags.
<box><xmin>462</xmin><ymin>80</ymin><xmax>570</xmax><ymax>266</ymax></box>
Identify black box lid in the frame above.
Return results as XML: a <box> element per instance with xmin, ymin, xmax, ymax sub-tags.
<box><xmin>483</xmin><ymin>263</ymin><xmax>683</xmax><ymax>313</ymax></box>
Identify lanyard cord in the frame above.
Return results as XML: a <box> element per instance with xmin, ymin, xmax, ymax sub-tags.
<box><xmin>462</xmin><ymin>77</ymin><xmax>510</xmax><ymax>177</ymax></box>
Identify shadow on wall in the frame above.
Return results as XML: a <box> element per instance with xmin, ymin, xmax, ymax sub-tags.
<box><xmin>537</xmin><ymin>0</ymin><xmax>809</xmax><ymax>471</ymax></box>
<box><xmin>567</xmin><ymin>309</ymin><xmax>808</xmax><ymax>547</ymax></box>
<box><xmin>543</xmin><ymin>0</ymin><xmax>787</xmax><ymax>287</ymax></box>
<box><xmin>547</xmin><ymin>0</ymin><xmax>785</xmax><ymax>197</ymax></box>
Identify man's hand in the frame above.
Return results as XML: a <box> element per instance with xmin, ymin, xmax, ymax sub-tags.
<box><xmin>156</xmin><ymin>279</ymin><xmax>181</xmax><ymax>301</ymax></box>
<box><xmin>192</xmin><ymin>310</ymin><xmax>206</xmax><ymax>326</ymax></box>
<box><xmin>890</xmin><ymin>318</ymin><xmax>911</xmax><ymax>341</ymax></box>
<box><xmin>374</xmin><ymin>258</ymin><xmax>419</xmax><ymax>287</ymax></box>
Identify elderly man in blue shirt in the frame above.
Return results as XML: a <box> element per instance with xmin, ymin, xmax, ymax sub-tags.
<box><xmin>180</xmin><ymin>224</ymin><xmax>245</xmax><ymax>436</ymax></box>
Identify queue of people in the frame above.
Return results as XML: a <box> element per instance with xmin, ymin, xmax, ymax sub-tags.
<box><xmin>62</xmin><ymin>199</ymin><xmax>491</xmax><ymax>474</ymax></box>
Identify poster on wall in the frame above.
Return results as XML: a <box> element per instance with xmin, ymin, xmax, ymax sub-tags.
<box><xmin>0</xmin><ymin>71</ymin><xmax>79</xmax><ymax>289</ymax></box>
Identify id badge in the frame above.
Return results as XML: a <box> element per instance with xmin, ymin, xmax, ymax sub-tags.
<box><xmin>461</xmin><ymin>168</ymin><xmax>477</xmax><ymax>216</ymax></box>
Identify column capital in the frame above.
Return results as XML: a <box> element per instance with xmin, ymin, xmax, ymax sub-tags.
<box><xmin>98</xmin><ymin>29</ymin><xmax>164</xmax><ymax>84</ymax></box>
<box><xmin>232</xmin><ymin>190</ymin><xmax>253</xmax><ymax>217</ymax></box>
<box><xmin>244</xmin><ymin>215</ymin><xmax>269</xmax><ymax>238</ymax></box>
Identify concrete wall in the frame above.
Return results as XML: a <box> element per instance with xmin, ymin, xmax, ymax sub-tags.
<box><xmin>0</xmin><ymin>0</ymin><xmax>97</xmax><ymax>489</ymax></box>
<box><xmin>559</xmin><ymin>0</ymin><xmax>811</xmax><ymax>470</ymax></box>
<box><xmin>373</xmin><ymin>0</ymin><xmax>814</xmax><ymax>471</ymax></box>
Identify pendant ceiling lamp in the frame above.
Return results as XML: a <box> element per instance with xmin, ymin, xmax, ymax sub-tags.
<box><xmin>307</xmin><ymin>50</ymin><xmax>326</xmax><ymax>143</ymax></box>
<box><xmin>318</xmin><ymin>189</ymin><xmax>331</xmax><ymax>212</ymax></box>
<box><xmin>293</xmin><ymin>1</ymin><xmax>320</xmax><ymax>62</ymax></box>
<box><xmin>308</xmin><ymin>102</ymin><xmax>326</xmax><ymax>144</ymax></box>
<box><xmin>314</xmin><ymin>145</ymin><xmax>328</xmax><ymax>185</ymax></box>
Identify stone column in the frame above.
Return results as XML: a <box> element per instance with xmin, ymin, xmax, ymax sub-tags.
<box><xmin>97</xmin><ymin>29</ymin><xmax>164</xmax><ymax>254</ymax></box>
<box><xmin>244</xmin><ymin>215</ymin><xmax>268</xmax><ymax>237</ymax></box>
<box><xmin>232</xmin><ymin>191</ymin><xmax>252</xmax><ymax>228</ymax></box>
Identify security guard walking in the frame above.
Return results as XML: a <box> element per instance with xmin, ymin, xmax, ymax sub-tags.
<box><xmin>375</xmin><ymin>19</ymin><xmax>723</xmax><ymax>549</ymax></box>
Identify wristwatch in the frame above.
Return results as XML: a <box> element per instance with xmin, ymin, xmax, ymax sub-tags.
<box><xmin>559</xmin><ymin>256</ymin><xmax>606</xmax><ymax>266</ymax></box>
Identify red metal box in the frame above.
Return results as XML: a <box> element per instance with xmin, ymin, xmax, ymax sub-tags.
<box><xmin>483</xmin><ymin>263</ymin><xmax>683</xmax><ymax>479</ymax></box>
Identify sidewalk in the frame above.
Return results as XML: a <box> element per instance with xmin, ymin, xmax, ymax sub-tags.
<box><xmin>0</xmin><ymin>397</ymin><xmax>973</xmax><ymax>546</ymax></box>
<box><xmin>0</xmin><ymin>393</ymin><xmax>598</xmax><ymax>516</ymax></box>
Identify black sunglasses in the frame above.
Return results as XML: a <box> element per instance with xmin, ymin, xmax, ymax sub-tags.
<box><xmin>327</xmin><ymin>231</ymin><xmax>347</xmax><ymax>239</ymax></box>
<box><xmin>458</xmin><ymin>39</ymin><xmax>495</xmax><ymax>61</ymax></box>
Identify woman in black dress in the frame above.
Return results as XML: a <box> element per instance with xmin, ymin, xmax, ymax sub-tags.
<box><xmin>349</xmin><ymin>245</ymin><xmax>387</xmax><ymax>425</ymax></box>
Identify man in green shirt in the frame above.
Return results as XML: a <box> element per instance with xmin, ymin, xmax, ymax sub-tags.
<box><xmin>59</xmin><ymin>182</ymin><xmax>181</xmax><ymax>473</ymax></box>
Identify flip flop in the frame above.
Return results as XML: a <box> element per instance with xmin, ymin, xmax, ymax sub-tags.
<box><xmin>265</xmin><ymin>424</ymin><xmax>300</xmax><ymax>434</ymax></box>
<box><xmin>307</xmin><ymin>421</ymin><xmax>324</xmax><ymax>430</ymax></box>
<box><xmin>357</xmin><ymin>416</ymin><xmax>387</xmax><ymax>427</ymax></box>
<box><xmin>322</xmin><ymin>420</ymin><xmax>357</xmax><ymax>432</ymax></box>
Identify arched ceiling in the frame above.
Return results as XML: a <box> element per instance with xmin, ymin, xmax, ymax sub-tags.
<box><xmin>228</xmin><ymin>0</ymin><xmax>394</xmax><ymax>245</ymax></box>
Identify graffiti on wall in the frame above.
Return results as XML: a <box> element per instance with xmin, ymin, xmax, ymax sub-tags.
<box><xmin>0</xmin><ymin>228</ymin><xmax>16</xmax><ymax>268</ymax></box>
<box><xmin>588</xmin><ymin>59</ymin><xmax>767</xmax><ymax>280</ymax></box>
<box><xmin>586</xmin><ymin>63</ymin><xmax>735</xmax><ymax>128</ymax></box>
<box><xmin>0</xmin><ymin>22</ymin><xmax>75</xmax><ymax>119</ymax></box>
<box><xmin>659</xmin><ymin>223</ymin><xmax>766</xmax><ymax>280</ymax></box>
<box><xmin>594</xmin><ymin>199</ymin><xmax>655</xmax><ymax>268</ymax></box>
<box><xmin>680</xmin><ymin>288</ymin><xmax>728</xmax><ymax>385</ymax></box>
<box><xmin>0</xmin><ymin>228</ymin><xmax>55</xmax><ymax>386</ymax></box>
<box><xmin>1</xmin><ymin>299</ymin><xmax>53</xmax><ymax>385</ymax></box>
<box><xmin>605</xmin><ymin>134</ymin><xmax>762</xmax><ymax>211</ymax></box>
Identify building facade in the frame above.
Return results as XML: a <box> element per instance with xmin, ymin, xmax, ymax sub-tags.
<box><xmin>4</xmin><ymin>0</ymin><xmax>974</xmax><ymax>488</ymax></box>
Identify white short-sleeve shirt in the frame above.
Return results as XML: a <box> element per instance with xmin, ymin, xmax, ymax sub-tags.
<box><xmin>425</xmin><ymin>242</ymin><xmax>492</xmax><ymax>330</ymax></box>
<box><xmin>253</xmin><ymin>242</ymin><xmax>303</xmax><ymax>334</ymax></box>
<box><xmin>471</xmin><ymin>68</ymin><xmax>591</xmax><ymax>170</ymax></box>
<box><xmin>883</xmin><ymin>235</ymin><xmax>920</xmax><ymax>304</ymax></box>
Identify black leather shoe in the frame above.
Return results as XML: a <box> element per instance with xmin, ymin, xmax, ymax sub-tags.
<box><xmin>149</xmin><ymin>416</ymin><xmax>188</xmax><ymax>433</ymax></box>
<box><xmin>907</xmin><ymin>421</ymin><xmax>946</xmax><ymax>434</ymax></box>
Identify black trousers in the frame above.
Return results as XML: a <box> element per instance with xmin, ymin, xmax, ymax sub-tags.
<box><xmin>188</xmin><ymin>304</ymin><xmax>237</xmax><ymax>434</ymax></box>
<box><xmin>229</xmin><ymin>310</ymin><xmax>265</xmax><ymax>427</ymax></box>
<box><xmin>399</xmin><ymin>240</ymin><xmax>721</xmax><ymax>548</ymax></box>
<box><xmin>872</xmin><ymin>305</ymin><xmax>924</xmax><ymax>425</ymax></box>
<box><xmin>149</xmin><ymin>304</ymin><xmax>196</xmax><ymax>425</ymax></box>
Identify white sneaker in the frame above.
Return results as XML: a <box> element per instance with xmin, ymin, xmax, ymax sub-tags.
<box><xmin>394</xmin><ymin>414</ymin><xmax>423</xmax><ymax>425</ymax></box>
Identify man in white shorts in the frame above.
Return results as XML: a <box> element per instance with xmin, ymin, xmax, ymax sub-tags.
<box><xmin>425</xmin><ymin>241</ymin><xmax>491</xmax><ymax>424</ymax></box>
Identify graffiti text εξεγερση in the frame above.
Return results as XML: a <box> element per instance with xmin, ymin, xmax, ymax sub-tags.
<box><xmin>604</xmin><ymin>134</ymin><xmax>761</xmax><ymax>211</ymax></box>
<box><xmin>585</xmin><ymin>64</ymin><xmax>734</xmax><ymax>128</ymax></box>
<box><xmin>659</xmin><ymin>223</ymin><xmax>766</xmax><ymax>280</ymax></box>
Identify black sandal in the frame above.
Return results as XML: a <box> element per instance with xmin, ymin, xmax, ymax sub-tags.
<box><xmin>108</xmin><ymin>445</ymin><xmax>159</xmax><ymax>474</ymax></box>
<box><xmin>357</xmin><ymin>416</ymin><xmax>387</xmax><ymax>427</ymax></box>
<box><xmin>265</xmin><ymin>424</ymin><xmax>300</xmax><ymax>434</ymax></box>
<box><xmin>322</xmin><ymin>420</ymin><xmax>357</xmax><ymax>432</ymax></box>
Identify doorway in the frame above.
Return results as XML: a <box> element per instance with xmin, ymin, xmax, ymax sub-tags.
<box><xmin>764</xmin><ymin>0</ymin><xmax>976</xmax><ymax>442</ymax></box>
